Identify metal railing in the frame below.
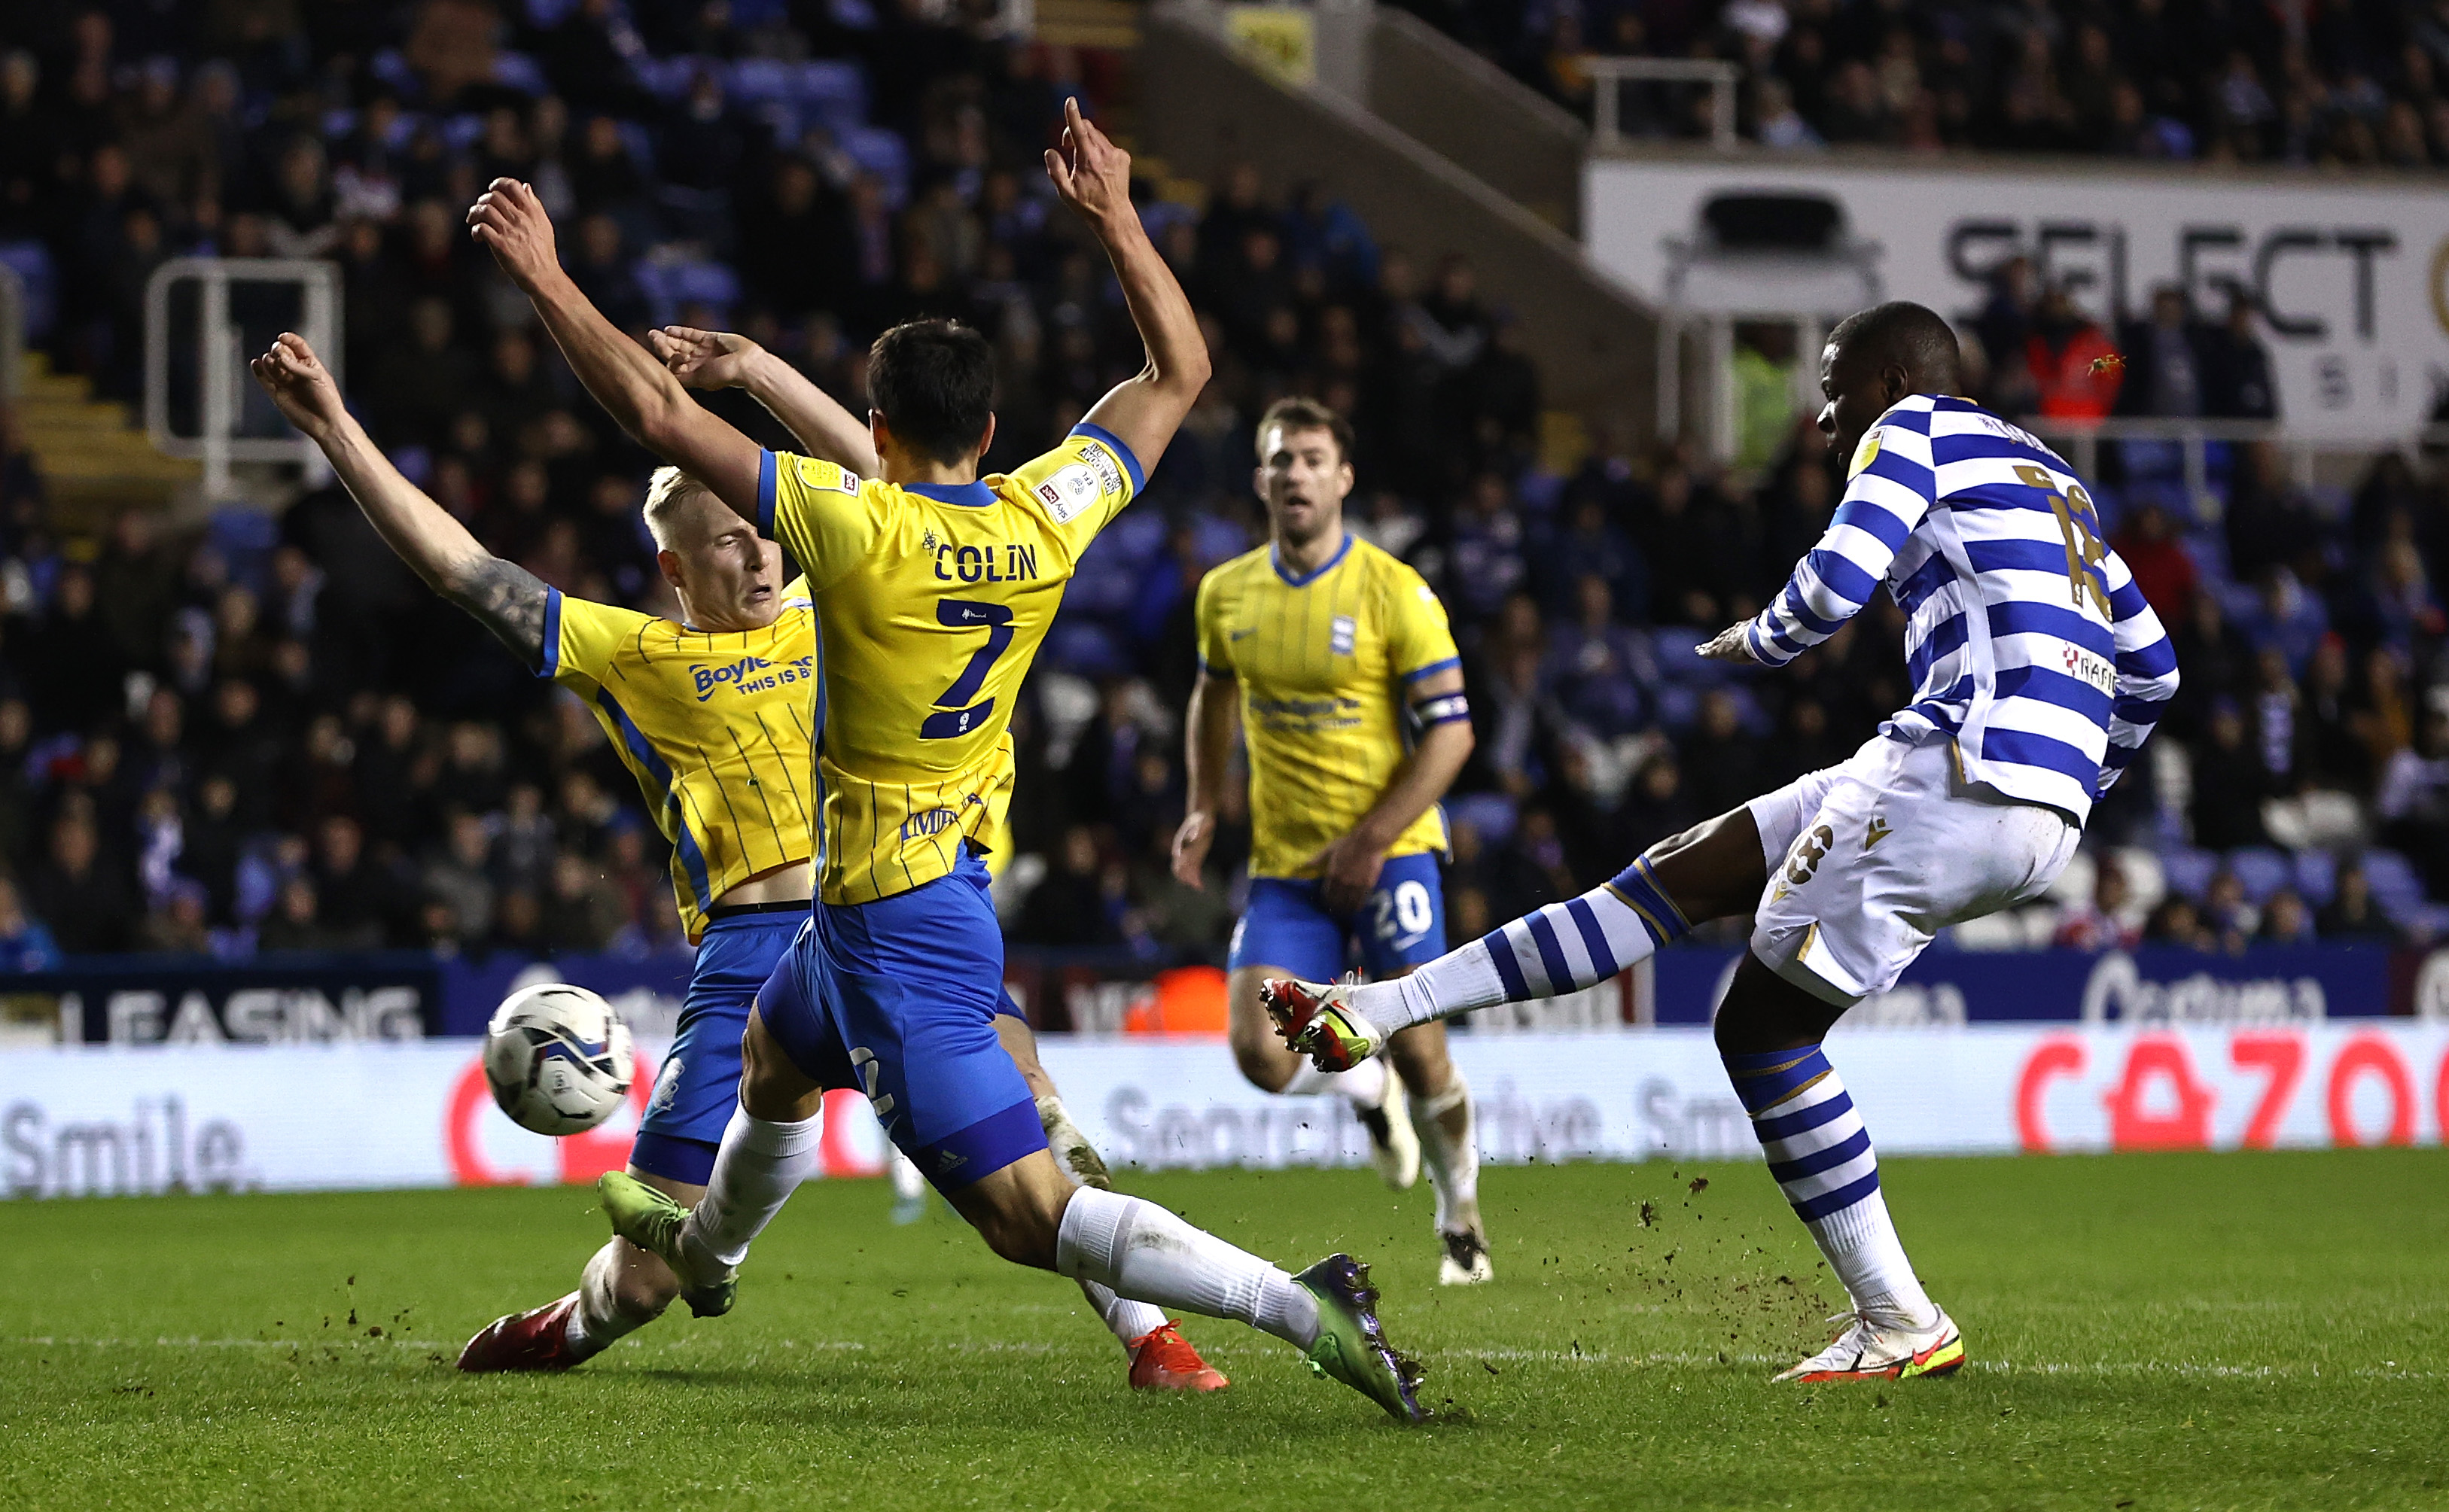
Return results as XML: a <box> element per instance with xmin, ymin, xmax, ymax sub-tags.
<box><xmin>1585</xmin><ymin>56</ymin><xmax>1742</xmax><ymax>152</ymax></box>
<box><xmin>2018</xmin><ymin>416</ymin><xmax>2449</xmax><ymax>503</ymax></box>
<box><xmin>145</xmin><ymin>257</ymin><xmax>341</xmax><ymax>498</ymax></box>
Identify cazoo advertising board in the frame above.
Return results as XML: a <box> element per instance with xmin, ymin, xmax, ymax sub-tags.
<box><xmin>8</xmin><ymin>1021</ymin><xmax>2448</xmax><ymax>1199</ymax></box>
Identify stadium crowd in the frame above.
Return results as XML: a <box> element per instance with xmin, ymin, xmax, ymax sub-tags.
<box><xmin>0</xmin><ymin>1</ymin><xmax>2443</xmax><ymax>974</ymax></box>
<box><xmin>1415</xmin><ymin>0</ymin><xmax>2449</xmax><ymax>167</ymax></box>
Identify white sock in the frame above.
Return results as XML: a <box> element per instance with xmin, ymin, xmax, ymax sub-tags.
<box><xmin>564</xmin><ymin>1236</ymin><xmax>669</xmax><ymax>1360</ymax></box>
<box><xmin>1725</xmin><ymin>1044</ymin><xmax>1935</xmax><ymax>1326</ymax></box>
<box><xmin>888</xmin><ymin>1144</ymin><xmax>927</xmax><ymax>1201</ymax></box>
<box><xmin>1281</xmin><ymin>1055</ymin><xmax>1387</xmax><ymax>1107</ymax></box>
<box><xmin>1080</xmin><ymin>1280</ymin><xmax>1169</xmax><ymax>1350</ymax></box>
<box><xmin>1810</xmin><ymin>1187</ymin><xmax>1933</xmax><ymax>1324</ymax></box>
<box><xmin>1350</xmin><ymin>867</ymin><xmax>1677</xmax><ymax>1037</ymax></box>
<box><xmin>682</xmin><ymin>1106</ymin><xmax>824</xmax><ymax>1273</ymax></box>
<box><xmin>1055</xmin><ymin>1186</ymin><xmax>1320</xmax><ymax>1349</ymax></box>
<box><xmin>1412</xmin><ymin>1071</ymin><xmax>1481</xmax><ymax>1236</ymax></box>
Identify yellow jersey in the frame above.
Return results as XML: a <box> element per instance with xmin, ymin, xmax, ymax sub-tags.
<box><xmin>542</xmin><ymin>582</ymin><xmax>819</xmax><ymax>941</ymax></box>
<box><xmin>760</xmin><ymin>424</ymin><xmax>1141</xmax><ymax>905</ymax></box>
<box><xmin>1195</xmin><ymin>532</ymin><xmax>1462</xmax><ymax>880</ymax></box>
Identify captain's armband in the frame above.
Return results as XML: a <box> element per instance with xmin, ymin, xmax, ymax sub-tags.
<box><xmin>1412</xmin><ymin>690</ymin><xmax>1471</xmax><ymax>727</ymax></box>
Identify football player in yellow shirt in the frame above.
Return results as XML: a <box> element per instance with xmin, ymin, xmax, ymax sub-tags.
<box><xmin>248</xmin><ymin>329</ymin><xmax>1224</xmax><ymax>1391</ymax></box>
<box><xmin>1171</xmin><ymin>397</ymin><xmax>1491</xmax><ymax>1285</ymax></box>
<box><xmin>470</xmin><ymin>101</ymin><xmax>1428</xmax><ymax>1419</ymax></box>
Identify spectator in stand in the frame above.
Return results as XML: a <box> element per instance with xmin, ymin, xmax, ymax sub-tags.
<box><xmin>2190</xmin><ymin>699</ymin><xmax>2271</xmax><ymax>849</ymax></box>
<box><xmin>32</xmin><ymin>809</ymin><xmax>136</xmax><ymax>956</ymax></box>
<box><xmin>1013</xmin><ymin>825</ymin><xmax>1124</xmax><ymax>948</ymax></box>
<box><xmin>2054</xmin><ymin>855</ymin><xmax>2143</xmax><ymax>951</ymax></box>
<box><xmin>2145</xmin><ymin>894</ymin><xmax>2214</xmax><ymax>950</ymax></box>
<box><xmin>2026</xmin><ymin>284</ymin><xmax>2122</xmax><ymax>419</ymax></box>
<box><xmin>137</xmin><ymin>878</ymin><xmax>215</xmax><ymax>955</ymax></box>
<box><xmin>2204</xmin><ymin>291</ymin><xmax>2279</xmax><ymax>419</ymax></box>
<box><xmin>2109</xmin><ymin>501</ymin><xmax>2198</xmax><ymax>625</ymax></box>
<box><xmin>2259</xmin><ymin>887</ymin><xmax>2316</xmax><ymax>945</ymax></box>
<box><xmin>2114</xmin><ymin>287</ymin><xmax>2210</xmax><ymax>421</ymax></box>
<box><xmin>0</xmin><ymin>875</ymin><xmax>62</xmax><ymax>972</ymax></box>
<box><xmin>1544</xmin><ymin>575</ymin><xmax>1653</xmax><ymax>741</ymax></box>
<box><xmin>2377</xmin><ymin>699</ymin><xmax>2449</xmax><ymax>895</ymax></box>
<box><xmin>2317</xmin><ymin>862</ymin><xmax>2399</xmax><ymax>942</ymax></box>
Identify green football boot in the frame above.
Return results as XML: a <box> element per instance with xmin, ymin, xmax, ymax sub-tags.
<box><xmin>596</xmin><ymin>1171</ymin><xmax>737</xmax><ymax>1318</ymax></box>
<box><xmin>1293</xmin><ymin>1254</ymin><xmax>1428</xmax><ymax>1423</ymax></box>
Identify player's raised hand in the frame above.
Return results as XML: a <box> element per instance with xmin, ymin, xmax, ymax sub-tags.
<box><xmin>1044</xmin><ymin>96</ymin><xmax>1132</xmax><ymax>231</ymax></box>
<box><xmin>652</xmin><ymin>325</ymin><xmax>760</xmax><ymax>391</ymax></box>
<box><xmin>1697</xmin><ymin>621</ymin><xmax>1762</xmax><ymax>663</ymax></box>
<box><xmin>466</xmin><ymin>178</ymin><xmax>559</xmax><ymax>291</ymax></box>
<box><xmin>249</xmin><ymin>331</ymin><xmax>346</xmax><ymax>440</ymax></box>
<box><xmin>1170</xmin><ymin>810</ymin><xmax>1215</xmax><ymax>889</ymax></box>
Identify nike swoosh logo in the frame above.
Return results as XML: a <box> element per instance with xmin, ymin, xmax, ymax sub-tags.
<box><xmin>1229</xmin><ymin>628</ymin><xmax>1256</xmax><ymax>640</ymax></box>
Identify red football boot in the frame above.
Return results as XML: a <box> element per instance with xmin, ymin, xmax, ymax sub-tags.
<box><xmin>1127</xmin><ymin>1322</ymin><xmax>1229</xmax><ymax>1392</ymax></box>
<box><xmin>457</xmin><ymin>1292</ymin><xmax>583</xmax><ymax>1373</ymax></box>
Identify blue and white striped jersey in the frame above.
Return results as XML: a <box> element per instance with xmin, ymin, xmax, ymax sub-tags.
<box><xmin>1743</xmin><ymin>394</ymin><xmax>2180</xmax><ymax>824</ymax></box>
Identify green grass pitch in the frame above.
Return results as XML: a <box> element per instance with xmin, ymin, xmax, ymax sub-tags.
<box><xmin>5</xmin><ymin>1150</ymin><xmax>2445</xmax><ymax>1510</ymax></box>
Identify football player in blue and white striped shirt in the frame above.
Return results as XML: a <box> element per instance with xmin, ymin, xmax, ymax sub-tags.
<box><xmin>1264</xmin><ymin>301</ymin><xmax>2180</xmax><ymax>1385</ymax></box>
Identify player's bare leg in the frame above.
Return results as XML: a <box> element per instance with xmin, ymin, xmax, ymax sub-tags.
<box><xmin>603</xmin><ymin>1005</ymin><xmax>1227</xmax><ymax>1391</ymax></box>
<box><xmin>941</xmin><ymin>1145</ymin><xmax>1423</xmax><ymax>1419</ymax></box>
<box><xmin>1228</xmin><ymin>963</ymin><xmax>1415</xmax><ymax>1188</ymax></box>
<box><xmin>991</xmin><ymin>1011</ymin><xmax>1221</xmax><ymax>1387</ymax></box>
<box><xmin>1378</xmin><ymin>1004</ymin><xmax>1488</xmax><ymax>1285</ymax></box>
<box><xmin>996</xmin><ymin>1012</ymin><xmax>1113</xmax><ymax>1191</ymax></box>
<box><xmin>458</xmin><ymin>1167</ymin><xmax>700</xmax><ymax>1372</ymax></box>
<box><xmin>1269</xmin><ymin>804</ymin><xmax>1957</xmax><ymax>1378</ymax></box>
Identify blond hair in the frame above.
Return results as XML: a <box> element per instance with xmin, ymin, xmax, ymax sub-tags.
<box><xmin>640</xmin><ymin>466</ymin><xmax>711</xmax><ymax>549</ymax></box>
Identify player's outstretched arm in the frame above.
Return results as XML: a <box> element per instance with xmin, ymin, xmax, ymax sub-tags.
<box><xmin>249</xmin><ymin>332</ymin><xmax>549</xmax><ymax>668</ymax></box>
<box><xmin>653</xmin><ymin>325</ymin><xmax>882</xmax><ymax>476</ymax></box>
<box><xmin>467</xmin><ymin>179</ymin><xmax>764</xmax><ymax>523</ymax></box>
<box><xmin>1046</xmin><ymin>97</ymin><xmax>1210</xmax><ymax>476</ymax></box>
<box><xmin>1171</xmin><ymin>671</ymin><xmax>1241</xmax><ymax>889</ymax></box>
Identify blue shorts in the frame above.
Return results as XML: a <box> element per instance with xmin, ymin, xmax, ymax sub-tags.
<box><xmin>754</xmin><ymin>848</ymin><xmax>1046</xmax><ymax>1194</ymax></box>
<box><xmin>631</xmin><ymin>905</ymin><xmax>808</xmax><ymax>1186</ymax></box>
<box><xmin>1228</xmin><ymin>851</ymin><xmax>1448</xmax><ymax>982</ymax></box>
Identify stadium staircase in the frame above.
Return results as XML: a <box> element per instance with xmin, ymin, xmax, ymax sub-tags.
<box><xmin>10</xmin><ymin>351</ymin><xmax>198</xmax><ymax>537</ymax></box>
<box><xmin>1107</xmin><ymin>0</ymin><xmax>1662</xmax><ymax>457</ymax></box>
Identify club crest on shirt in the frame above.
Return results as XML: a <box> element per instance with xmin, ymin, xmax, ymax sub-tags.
<box><xmin>1850</xmin><ymin>427</ymin><xmax>1883</xmax><ymax>479</ymax></box>
<box><xmin>1035</xmin><ymin>463</ymin><xmax>1101</xmax><ymax>523</ymax></box>
<box><xmin>1330</xmin><ymin>614</ymin><xmax>1357</xmax><ymax>656</ymax></box>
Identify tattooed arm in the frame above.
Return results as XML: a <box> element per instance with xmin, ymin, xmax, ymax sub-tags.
<box><xmin>251</xmin><ymin>332</ymin><xmax>551</xmax><ymax>668</ymax></box>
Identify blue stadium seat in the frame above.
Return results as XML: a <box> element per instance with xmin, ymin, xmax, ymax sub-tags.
<box><xmin>0</xmin><ymin>239</ymin><xmax>56</xmax><ymax>340</ymax></box>
<box><xmin>2158</xmin><ymin>845</ymin><xmax>2218</xmax><ymax>901</ymax></box>
<box><xmin>842</xmin><ymin>127</ymin><xmax>909</xmax><ymax>205</ymax></box>
<box><xmin>493</xmin><ymin>50</ymin><xmax>550</xmax><ymax>96</ymax></box>
<box><xmin>1649</xmin><ymin>626</ymin><xmax>1714</xmax><ymax>683</ymax></box>
<box><xmin>2291</xmin><ymin>847</ymin><xmax>2338</xmax><ymax>908</ymax></box>
<box><xmin>2359</xmin><ymin>849</ymin><xmax>2428</xmax><ymax>922</ymax></box>
<box><xmin>2226</xmin><ymin>846</ymin><xmax>2292</xmax><ymax>903</ymax></box>
<box><xmin>209</xmin><ymin>508</ymin><xmax>281</xmax><ymax>593</ymax></box>
<box><xmin>1041</xmin><ymin>617</ymin><xmax>1129</xmax><ymax>678</ymax></box>
<box><xmin>633</xmin><ymin>258</ymin><xmax>740</xmax><ymax>327</ymax></box>
<box><xmin>1445</xmin><ymin>793</ymin><xmax>1518</xmax><ymax>849</ymax></box>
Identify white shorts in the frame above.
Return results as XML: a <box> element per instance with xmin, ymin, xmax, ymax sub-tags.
<box><xmin>1745</xmin><ymin>734</ymin><xmax>2080</xmax><ymax>1008</ymax></box>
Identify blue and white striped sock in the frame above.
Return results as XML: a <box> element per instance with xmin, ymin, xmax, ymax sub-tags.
<box><xmin>1357</xmin><ymin>857</ymin><xmax>1691</xmax><ymax>1036</ymax></box>
<box><xmin>1723</xmin><ymin>1045</ymin><xmax>1933</xmax><ymax>1323</ymax></box>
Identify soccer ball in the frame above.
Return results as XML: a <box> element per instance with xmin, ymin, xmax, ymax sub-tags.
<box><xmin>484</xmin><ymin>984</ymin><xmax>635</xmax><ymax>1136</ymax></box>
